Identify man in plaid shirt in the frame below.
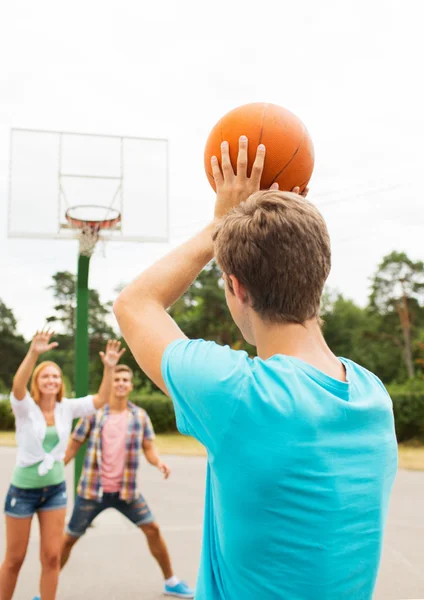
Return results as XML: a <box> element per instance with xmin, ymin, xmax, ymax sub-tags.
<box><xmin>60</xmin><ymin>364</ymin><xmax>194</xmax><ymax>598</ymax></box>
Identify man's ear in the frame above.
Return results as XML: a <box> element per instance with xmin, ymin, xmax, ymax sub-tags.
<box><xmin>228</xmin><ymin>275</ymin><xmax>249</xmax><ymax>304</ymax></box>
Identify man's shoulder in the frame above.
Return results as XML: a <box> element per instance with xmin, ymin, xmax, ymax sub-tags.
<box><xmin>128</xmin><ymin>402</ymin><xmax>146</xmax><ymax>419</ymax></box>
<box><xmin>164</xmin><ymin>338</ymin><xmax>251</xmax><ymax>374</ymax></box>
<box><xmin>342</xmin><ymin>358</ymin><xmax>387</xmax><ymax>387</ymax></box>
<box><xmin>167</xmin><ymin>337</ymin><xmax>249</xmax><ymax>356</ymax></box>
<box><xmin>78</xmin><ymin>409</ymin><xmax>100</xmax><ymax>429</ymax></box>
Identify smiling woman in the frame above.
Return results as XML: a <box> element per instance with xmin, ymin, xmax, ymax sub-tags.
<box><xmin>0</xmin><ymin>331</ymin><xmax>125</xmax><ymax>600</ymax></box>
<box><xmin>30</xmin><ymin>362</ymin><xmax>66</xmax><ymax>407</ymax></box>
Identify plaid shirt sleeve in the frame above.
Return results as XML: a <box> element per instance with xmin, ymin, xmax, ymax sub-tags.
<box><xmin>72</xmin><ymin>415</ymin><xmax>94</xmax><ymax>443</ymax></box>
<box><xmin>143</xmin><ymin>412</ymin><xmax>155</xmax><ymax>441</ymax></box>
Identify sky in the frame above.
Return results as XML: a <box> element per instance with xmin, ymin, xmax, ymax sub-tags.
<box><xmin>1</xmin><ymin>0</ymin><xmax>423</xmax><ymax>339</ymax></box>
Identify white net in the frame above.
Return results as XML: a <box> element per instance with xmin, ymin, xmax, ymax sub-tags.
<box><xmin>77</xmin><ymin>225</ymin><xmax>101</xmax><ymax>257</ymax></box>
<box><xmin>65</xmin><ymin>205</ymin><xmax>121</xmax><ymax>257</ymax></box>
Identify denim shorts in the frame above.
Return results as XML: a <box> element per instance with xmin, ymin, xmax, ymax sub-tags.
<box><xmin>4</xmin><ymin>481</ymin><xmax>67</xmax><ymax>519</ymax></box>
<box><xmin>67</xmin><ymin>492</ymin><xmax>154</xmax><ymax>537</ymax></box>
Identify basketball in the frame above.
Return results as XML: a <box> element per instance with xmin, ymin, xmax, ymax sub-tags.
<box><xmin>204</xmin><ymin>102</ymin><xmax>314</xmax><ymax>193</ymax></box>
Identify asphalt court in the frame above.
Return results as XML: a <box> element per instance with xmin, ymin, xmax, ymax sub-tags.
<box><xmin>0</xmin><ymin>448</ymin><xmax>423</xmax><ymax>599</ymax></box>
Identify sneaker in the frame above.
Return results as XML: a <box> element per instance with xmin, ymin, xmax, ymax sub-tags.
<box><xmin>164</xmin><ymin>580</ymin><xmax>195</xmax><ymax>598</ymax></box>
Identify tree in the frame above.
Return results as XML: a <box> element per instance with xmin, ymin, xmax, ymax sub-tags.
<box><xmin>321</xmin><ymin>290</ymin><xmax>406</xmax><ymax>383</ymax></box>
<box><xmin>369</xmin><ymin>252</ymin><xmax>424</xmax><ymax>379</ymax></box>
<box><xmin>412</xmin><ymin>327</ymin><xmax>424</xmax><ymax>381</ymax></box>
<box><xmin>169</xmin><ymin>261</ymin><xmax>255</xmax><ymax>353</ymax></box>
<box><xmin>0</xmin><ymin>301</ymin><xmax>19</xmax><ymax>336</ymax></box>
<box><xmin>0</xmin><ymin>299</ymin><xmax>27</xmax><ymax>390</ymax></box>
<box><xmin>46</xmin><ymin>271</ymin><xmax>76</xmax><ymax>334</ymax></box>
<box><xmin>46</xmin><ymin>271</ymin><xmax>115</xmax><ymax>340</ymax></box>
<box><xmin>45</xmin><ymin>271</ymin><xmax>116</xmax><ymax>391</ymax></box>
<box><xmin>321</xmin><ymin>291</ymin><xmax>368</xmax><ymax>358</ymax></box>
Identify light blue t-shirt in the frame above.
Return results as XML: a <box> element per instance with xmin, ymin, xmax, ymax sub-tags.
<box><xmin>162</xmin><ymin>339</ymin><xmax>398</xmax><ymax>600</ymax></box>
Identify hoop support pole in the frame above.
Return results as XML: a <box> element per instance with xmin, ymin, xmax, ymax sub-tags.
<box><xmin>73</xmin><ymin>253</ymin><xmax>91</xmax><ymax>498</ymax></box>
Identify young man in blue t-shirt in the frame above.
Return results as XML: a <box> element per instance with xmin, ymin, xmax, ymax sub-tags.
<box><xmin>114</xmin><ymin>137</ymin><xmax>398</xmax><ymax>600</ymax></box>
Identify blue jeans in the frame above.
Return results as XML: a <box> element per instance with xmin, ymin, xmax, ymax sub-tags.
<box><xmin>4</xmin><ymin>482</ymin><xmax>67</xmax><ymax>518</ymax></box>
<box><xmin>67</xmin><ymin>492</ymin><xmax>155</xmax><ymax>537</ymax></box>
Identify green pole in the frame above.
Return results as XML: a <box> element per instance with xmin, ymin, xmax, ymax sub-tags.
<box><xmin>74</xmin><ymin>253</ymin><xmax>91</xmax><ymax>498</ymax></box>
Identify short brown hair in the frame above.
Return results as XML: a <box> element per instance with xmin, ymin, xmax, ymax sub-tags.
<box><xmin>114</xmin><ymin>364</ymin><xmax>133</xmax><ymax>378</ymax></box>
<box><xmin>213</xmin><ymin>190</ymin><xmax>331</xmax><ymax>324</ymax></box>
<box><xmin>30</xmin><ymin>361</ymin><xmax>65</xmax><ymax>404</ymax></box>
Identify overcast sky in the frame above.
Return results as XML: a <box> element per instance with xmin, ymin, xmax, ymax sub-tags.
<box><xmin>1</xmin><ymin>0</ymin><xmax>423</xmax><ymax>339</ymax></box>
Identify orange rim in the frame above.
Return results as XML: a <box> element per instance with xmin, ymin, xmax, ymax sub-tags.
<box><xmin>65</xmin><ymin>205</ymin><xmax>121</xmax><ymax>230</ymax></box>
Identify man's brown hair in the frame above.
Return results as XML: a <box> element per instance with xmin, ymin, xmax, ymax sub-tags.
<box><xmin>213</xmin><ymin>190</ymin><xmax>331</xmax><ymax>324</ymax></box>
<box><xmin>114</xmin><ymin>364</ymin><xmax>134</xmax><ymax>378</ymax></box>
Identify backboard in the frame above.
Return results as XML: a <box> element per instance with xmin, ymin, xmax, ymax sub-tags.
<box><xmin>8</xmin><ymin>128</ymin><xmax>169</xmax><ymax>243</ymax></box>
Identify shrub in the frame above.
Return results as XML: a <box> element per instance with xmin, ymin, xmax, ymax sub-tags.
<box><xmin>131</xmin><ymin>395</ymin><xmax>177</xmax><ymax>433</ymax></box>
<box><xmin>2</xmin><ymin>391</ymin><xmax>424</xmax><ymax>442</ymax></box>
<box><xmin>0</xmin><ymin>395</ymin><xmax>177</xmax><ymax>434</ymax></box>
<box><xmin>390</xmin><ymin>392</ymin><xmax>424</xmax><ymax>442</ymax></box>
<box><xmin>0</xmin><ymin>400</ymin><xmax>15</xmax><ymax>431</ymax></box>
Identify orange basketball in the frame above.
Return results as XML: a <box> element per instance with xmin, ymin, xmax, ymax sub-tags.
<box><xmin>204</xmin><ymin>102</ymin><xmax>314</xmax><ymax>193</ymax></box>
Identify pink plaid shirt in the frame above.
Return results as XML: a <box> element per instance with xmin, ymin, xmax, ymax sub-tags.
<box><xmin>72</xmin><ymin>402</ymin><xmax>155</xmax><ymax>502</ymax></box>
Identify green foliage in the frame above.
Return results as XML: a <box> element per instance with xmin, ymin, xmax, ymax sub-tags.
<box><xmin>0</xmin><ymin>395</ymin><xmax>176</xmax><ymax>434</ymax></box>
<box><xmin>131</xmin><ymin>395</ymin><xmax>177</xmax><ymax>433</ymax></box>
<box><xmin>2</xmin><ymin>251</ymin><xmax>424</xmax><ymax>440</ymax></box>
<box><xmin>46</xmin><ymin>271</ymin><xmax>115</xmax><ymax>339</ymax></box>
<box><xmin>322</xmin><ymin>249</ymin><xmax>424</xmax><ymax>384</ymax></box>
<box><xmin>390</xmin><ymin>392</ymin><xmax>424</xmax><ymax>442</ymax></box>
<box><xmin>387</xmin><ymin>378</ymin><xmax>424</xmax><ymax>394</ymax></box>
<box><xmin>369</xmin><ymin>251</ymin><xmax>424</xmax><ymax>313</ymax></box>
<box><xmin>169</xmin><ymin>261</ymin><xmax>255</xmax><ymax>353</ymax></box>
<box><xmin>0</xmin><ymin>300</ymin><xmax>19</xmax><ymax>334</ymax></box>
<box><xmin>369</xmin><ymin>251</ymin><xmax>424</xmax><ymax>379</ymax></box>
<box><xmin>44</xmin><ymin>272</ymin><xmax>117</xmax><ymax>391</ymax></box>
<box><xmin>42</xmin><ymin>270</ymin><xmax>164</xmax><ymax>393</ymax></box>
<box><xmin>46</xmin><ymin>271</ymin><xmax>76</xmax><ymax>334</ymax></box>
<box><xmin>321</xmin><ymin>291</ymin><xmax>406</xmax><ymax>382</ymax></box>
<box><xmin>388</xmin><ymin>379</ymin><xmax>424</xmax><ymax>441</ymax></box>
<box><xmin>413</xmin><ymin>330</ymin><xmax>424</xmax><ymax>379</ymax></box>
<box><xmin>2</xmin><ymin>390</ymin><xmax>424</xmax><ymax>442</ymax></box>
<box><xmin>0</xmin><ymin>401</ymin><xmax>16</xmax><ymax>431</ymax></box>
<box><xmin>321</xmin><ymin>291</ymin><xmax>370</xmax><ymax>357</ymax></box>
<box><xmin>0</xmin><ymin>299</ymin><xmax>27</xmax><ymax>389</ymax></box>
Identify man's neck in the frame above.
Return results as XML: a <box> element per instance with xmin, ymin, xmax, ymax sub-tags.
<box><xmin>251</xmin><ymin>315</ymin><xmax>346</xmax><ymax>381</ymax></box>
<box><xmin>108</xmin><ymin>396</ymin><xmax>129</xmax><ymax>413</ymax></box>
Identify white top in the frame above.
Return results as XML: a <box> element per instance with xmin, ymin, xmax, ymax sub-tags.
<box><xmin>10</xmin><ymin>392</ymin><xmax>96</xmax><ymax>476</ymax></box>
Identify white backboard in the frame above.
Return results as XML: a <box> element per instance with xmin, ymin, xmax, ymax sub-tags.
<box><xmin>8</xmin><ymin>128</ymin><xmax>169</xmax><ymax>243</ymax></box>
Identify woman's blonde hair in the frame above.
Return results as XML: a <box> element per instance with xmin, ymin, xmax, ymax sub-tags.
<box><xmin>30</xmin><ymin>361</ymin><xmax>65</xmax><ymax>404</ymax></box>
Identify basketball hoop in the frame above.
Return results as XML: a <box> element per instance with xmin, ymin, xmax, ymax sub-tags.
<box><xmin>65</xmin><ymin>205</ymin><xmax>121</xmax><ymax>256</ymax></box>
